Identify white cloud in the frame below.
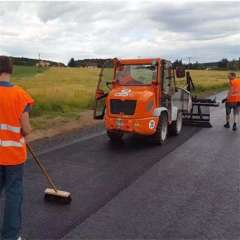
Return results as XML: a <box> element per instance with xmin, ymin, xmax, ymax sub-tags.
<box><xmin>0</xmin><ymin>1</ymin><xmax>240</xmax><ymax>64</ymax></box>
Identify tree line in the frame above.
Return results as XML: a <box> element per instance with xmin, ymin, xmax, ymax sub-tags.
<box><xmin>173</xmin><ymin>58</ymin><xmax>240</xmax><ymax>70</ymax></box>
<box><xmin>68</xmin><ymin>58</ymin><xmax>113</xmax><ymax>68</ymax></box>
<box><xmin>10</xmin><ymin>56</ymin><xmax>65</xmax><ymax>67</ymax></box>
<box><xmin>9</xmin><ymin>56</ymin><xmax>240</xmax><ymax>71</ymax></box>
<box><xmin>68</xmin><ymin>57</ymin><xmax>240</xmax><ymax>71</ymax></box>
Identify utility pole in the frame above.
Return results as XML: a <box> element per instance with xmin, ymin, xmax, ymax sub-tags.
<box><xmin>186</xmin><ymin>57</ymin><xmax>195</xmax><ymax>92</ymax></box>
<box><xmin>187</xmin><ymin>57</ymin><xmax>192</xmax><ymax>69</ymax></box>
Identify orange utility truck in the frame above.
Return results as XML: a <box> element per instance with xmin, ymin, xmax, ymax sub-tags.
<box><xmin>93</xmin><ymin>58</ymin><xmax>192</xmax><ymax>144</ymax></box>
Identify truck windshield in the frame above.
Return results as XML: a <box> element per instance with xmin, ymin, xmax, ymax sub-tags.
<box><xmin>116</xmin><ymin>64</ymin><xmax>157</xmax><ymax>86</ymax></box>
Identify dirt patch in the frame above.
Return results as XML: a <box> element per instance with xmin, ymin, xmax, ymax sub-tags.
<box><xmin>28</xmin><ymin>110</ymin><xmax>103</xmax><ymax>142</ymax></box>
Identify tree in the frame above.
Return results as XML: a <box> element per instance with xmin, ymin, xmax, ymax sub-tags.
<box><xmin>218</xmin><ymin>58</ymin><xmax>228</xmax><ymax>69</ymax></box>
<box><xmin>228</xmin><ymin>59</ymin><xmax>239</xmax><ymax>71</ymax></box>
<box><xmin>68</xmin><ymin>58</ymin><xmax>76</xmax><ymax>67</ymax></box>
<box><xmin>173</xmin><ymin>59</ymin><xmax>183</xmax><ymax>68</ymax></box>
<box><xmin>192</xmin><ymin>61</ymin><xmax>203</xmax><ymax>69</ymax></box>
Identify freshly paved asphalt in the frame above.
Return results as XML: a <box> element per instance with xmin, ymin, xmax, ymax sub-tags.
<box><xmin>1</xmin><ymin>93</ymin><xmax>239</xmax><ymax>239</ymax></box>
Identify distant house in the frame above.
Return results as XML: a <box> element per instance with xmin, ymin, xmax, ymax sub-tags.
<box><xmin>86</xmin><ymin>63</ymin><xmax>98</xmax><ymax>69</ymax></box>
<box><xmin>36</xmin><ymin>61</ymin><xmax>50</xmax><ymax>68</ymax></box>
<box><xmin>56</xmin><ymin>62</ymin><xmax>65</xmax><ymax>67</ymax></box>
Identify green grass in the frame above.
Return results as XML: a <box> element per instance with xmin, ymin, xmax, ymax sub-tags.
<box><xmin>176</xmin><ymin>70</ymin><xmax>237</xmax><ymax>96</ymax></box>
<box><xmin>13</xmin><ymin>65</ymin><xmax>46</xmax><ymax>79</ymax></box>
<box><xmin>12</xmin><ymin>66</ymin><xmax>100</xmax><ymax>129</ymax></box>
<box><xmin>11</xmin><ymin>66</ymin><xmax>234</xmax><ymax>130</ymax></box>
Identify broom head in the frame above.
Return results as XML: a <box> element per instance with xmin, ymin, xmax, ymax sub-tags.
<box><xmin>44</xmin><ymin>188</ymin><xmax>72</xmax><ymax>204</ymax></box>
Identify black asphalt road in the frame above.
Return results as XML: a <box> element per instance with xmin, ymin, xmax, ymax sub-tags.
<box><xmin>1</xmin><ymin>93</ymin><xmax>239</xmax><ymax>240</ymax></box>
<box><xmin>1</xmin><ymin>126</ymin><xmax>199</xmax><ymax>239</ymax></box>
<box><xmin>23</xmin><ymin>125</ymin><xmax>201</xmax><ymax>239</ymax></box>
<box><xmin>63</xmin><ymin>97</ymin><xmax>240</xmax><ymax>240</ymax></box>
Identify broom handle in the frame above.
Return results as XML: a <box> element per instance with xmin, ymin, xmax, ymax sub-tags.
<box><xmin>27</xmin><ymin>144</ymin><xmax>58</xmax><ymax>192</ymax></box>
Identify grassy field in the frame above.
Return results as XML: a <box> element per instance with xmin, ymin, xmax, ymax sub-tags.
<box><xmin>12</xmin><ymin>66</ymin><xmax>234</xmax><ymax>130</ymax></box>
<box><xmin>13</xmin><ymin>65</ymin><xmax>46</xmax><ymax>79</ymax></box>
<box><xmin>176</xmin><ymin>70</ymin><xmax>235</xmax><ymax>96</ymax></box>
<box><xmin>12</xmin><ymin>66</ymin><xmax>100</xmax><ymax>129</ymax></box>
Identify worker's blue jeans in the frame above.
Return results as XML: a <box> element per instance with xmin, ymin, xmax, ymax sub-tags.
<box><xmin>0</xmin><ymin>164</ymin><xmax>24</xmax><ymax>240</ymax></box>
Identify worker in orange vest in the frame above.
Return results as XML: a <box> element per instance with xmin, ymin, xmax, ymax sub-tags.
<box><xmin>0</xmin><ymin>56</ymin><xmax>34</xmax><ymax>240</ymax></box>
<box><xmin>117</xmin><ymin>65</ymin><xmax>135</xmax><ymax>85</ymax></box>
<box><xmin>222</xmin><ymin>72</ymin><xmax>240</xmax><ymax>131</ymax></box>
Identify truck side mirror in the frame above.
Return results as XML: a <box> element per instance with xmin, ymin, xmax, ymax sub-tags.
<box><xmin>176</xmin><ymin>67</ymin><xmax>186</xmax><ymax>78</ymax></box>
<box><xmin>96</xmin><ymin>89</ymin><xmax>105</xmax><ymax>100</ymax></box>
<box><xmin>116</xmin><ymin>65</ymin><xmax>124</xmax><ymax>71</ymax></box>
<box><xmin>152</xmin><ymin>80</ymin><xmax>158</xmax><ymax>85</ymax></box>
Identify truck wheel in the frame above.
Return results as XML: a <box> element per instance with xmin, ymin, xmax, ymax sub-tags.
<box><xmin>107</xmin><ymin>130</ymin><xmax>123</xmax><ymax>142</ymax></box>
<box><xmin>169</xmin><ymin>111</ymin><xmax>183</xmax><ymax>136</ymax></box>
<box><xmin>152</xmin><ymin>112</ymin><xmax>168</xmax><ymax>144</ymax></box>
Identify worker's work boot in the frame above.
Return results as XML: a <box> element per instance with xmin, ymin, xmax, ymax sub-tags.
<box><xmin>232</xmin><ymin>122</ymin><xmax>237</xmax><ymax>131</ymax></box>
<box><xmin>17</xmin><ymin>237</ymin><xmax>26</xmax><ymax>240</ymax></box>
<box><xmin>224</xmin><ymin>122</ymin><xmax>230</xmax><ymax>128</ymax></box>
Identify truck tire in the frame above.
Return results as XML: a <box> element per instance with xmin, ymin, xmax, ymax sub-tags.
<box><xmin>107</xmin><ymin>130</ymin><xmax>123</xmax><ymax>142</ymax></box>
<box><xmin>169</xmin><ymin>111</ymin><xmax>183</xmax><ymax>136</ymax></box>
<box><xmin>152</xmin><ymin>112</ymin><xmax>168</xmax><ymax>144</ymax></box>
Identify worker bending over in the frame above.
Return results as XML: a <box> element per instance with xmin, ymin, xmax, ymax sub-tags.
<box><xmin>0</xmin><ymin>56</ymin><xmax>34</xmax><ymax>240</ymax></box>
<box><xmin>223</xmin><ymin>72</ymin><xmax>240</xmax><ymax>131</ymax></box>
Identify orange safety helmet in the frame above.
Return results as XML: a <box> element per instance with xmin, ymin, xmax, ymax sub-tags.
<box><xmin>0</xmin><ymin>85</ymin><xmax>34</xmax><ymax>165</ymax></box>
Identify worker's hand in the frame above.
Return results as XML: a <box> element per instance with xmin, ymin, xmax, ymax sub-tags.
<box><xmin>222</xmin><ymin>98</ymin><xmax>227</xmax><ymax>104</ymax></box>
<box><xmin>20</xmin><ymin>112</ymin><xmax>32</xmax><ymax>136</ymax></box>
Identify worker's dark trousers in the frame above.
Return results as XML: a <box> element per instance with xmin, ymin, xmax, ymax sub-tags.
<box><xmin>0</xmin><ymin>164</ymin><xmax>24</xmax><ymax>240</ymax></box>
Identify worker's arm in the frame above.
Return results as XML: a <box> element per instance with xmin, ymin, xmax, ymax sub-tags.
<box><xmin>222</xmin><ymin>98</ymin><xmax>227</xmax><ymax>103</ymax></box>
<box><xmin>222</xmin><ymin>90</ymin><xmax>231</xmax><ymax>103</ymax></box>
<box><xmin>20</xmin><ymin>112</ymin><xmax>32</xmax><ymax>136</ymax></box>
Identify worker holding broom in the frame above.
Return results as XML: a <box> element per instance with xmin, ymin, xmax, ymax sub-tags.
<box><xmin>0</xmin><ymin>56</ymin><xmax>34</xmax><ymax>240</ymax></box>
<box><xmin>223</xmin><ymin>72</ymin><xmax>240</xmax><ymax>131</ymax></box>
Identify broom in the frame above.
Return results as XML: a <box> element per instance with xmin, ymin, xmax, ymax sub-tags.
<box><xmin>27</xmin><ymin>144</ymin><xmax>72</xmax><ymax>204</ymax></box>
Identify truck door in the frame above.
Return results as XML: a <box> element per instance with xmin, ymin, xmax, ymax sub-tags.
<box><xmin>162</xmin><ymin>62</ymin><xmax>174</xmax><ymax>121</ymax></box>
<box><xmin>93</xmin><ymin>60</ymin><xmax>115</xmax><ymax>119</ymax></box>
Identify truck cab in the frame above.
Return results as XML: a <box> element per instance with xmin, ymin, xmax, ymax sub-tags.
<box><xmin>94</xmin><ymin>58</ymin><xmax>191</xmax><ymax>144</ymax></box>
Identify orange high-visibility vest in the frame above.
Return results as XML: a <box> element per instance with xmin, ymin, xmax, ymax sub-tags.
<box><xmin>0</xmin><ymin>85</ymin><xmax>34</xmax><ymax>165</ymax></box>
<box><xmin>120</xmin><ymin>75</ymin><xmax>134</xmax><ymax>85</ymax></box>
<box><xmin>227</xmin><ymin>79</ymin><xmax>240</xmax><ymax>103</ymax></box>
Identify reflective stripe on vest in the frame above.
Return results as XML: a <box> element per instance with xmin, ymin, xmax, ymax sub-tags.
<box><xmin>0</xmin><ymin>137</ymin><xmax>25</xmax><ymax>148</ymax></box>
<box><xmin>0</xmin><ymin>124</ymin><xmax>21</xmax><ymax>133</ymax></box>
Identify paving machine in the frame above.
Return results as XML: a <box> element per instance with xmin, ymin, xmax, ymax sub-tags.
<box><xmin>93</xmin><ymin>58</ymin><xmax>219</xmax><ymax>143</ymax></box>
<box><xmin>175</xmin><ymin>66</ymin><xmax>219</xmax><ymax>127</ymax></box>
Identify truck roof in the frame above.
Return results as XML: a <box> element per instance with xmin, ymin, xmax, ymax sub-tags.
<box><xmin>117</xmin><ymin>58</ymin><xmax>165</xmax><ymax>65</ymax></box>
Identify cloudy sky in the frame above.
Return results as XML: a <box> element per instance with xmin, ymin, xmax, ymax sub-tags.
<box><xmin>0</xmin><ymin>1</ymin><xmax>240</xmax><ymax>64</ymax></box>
